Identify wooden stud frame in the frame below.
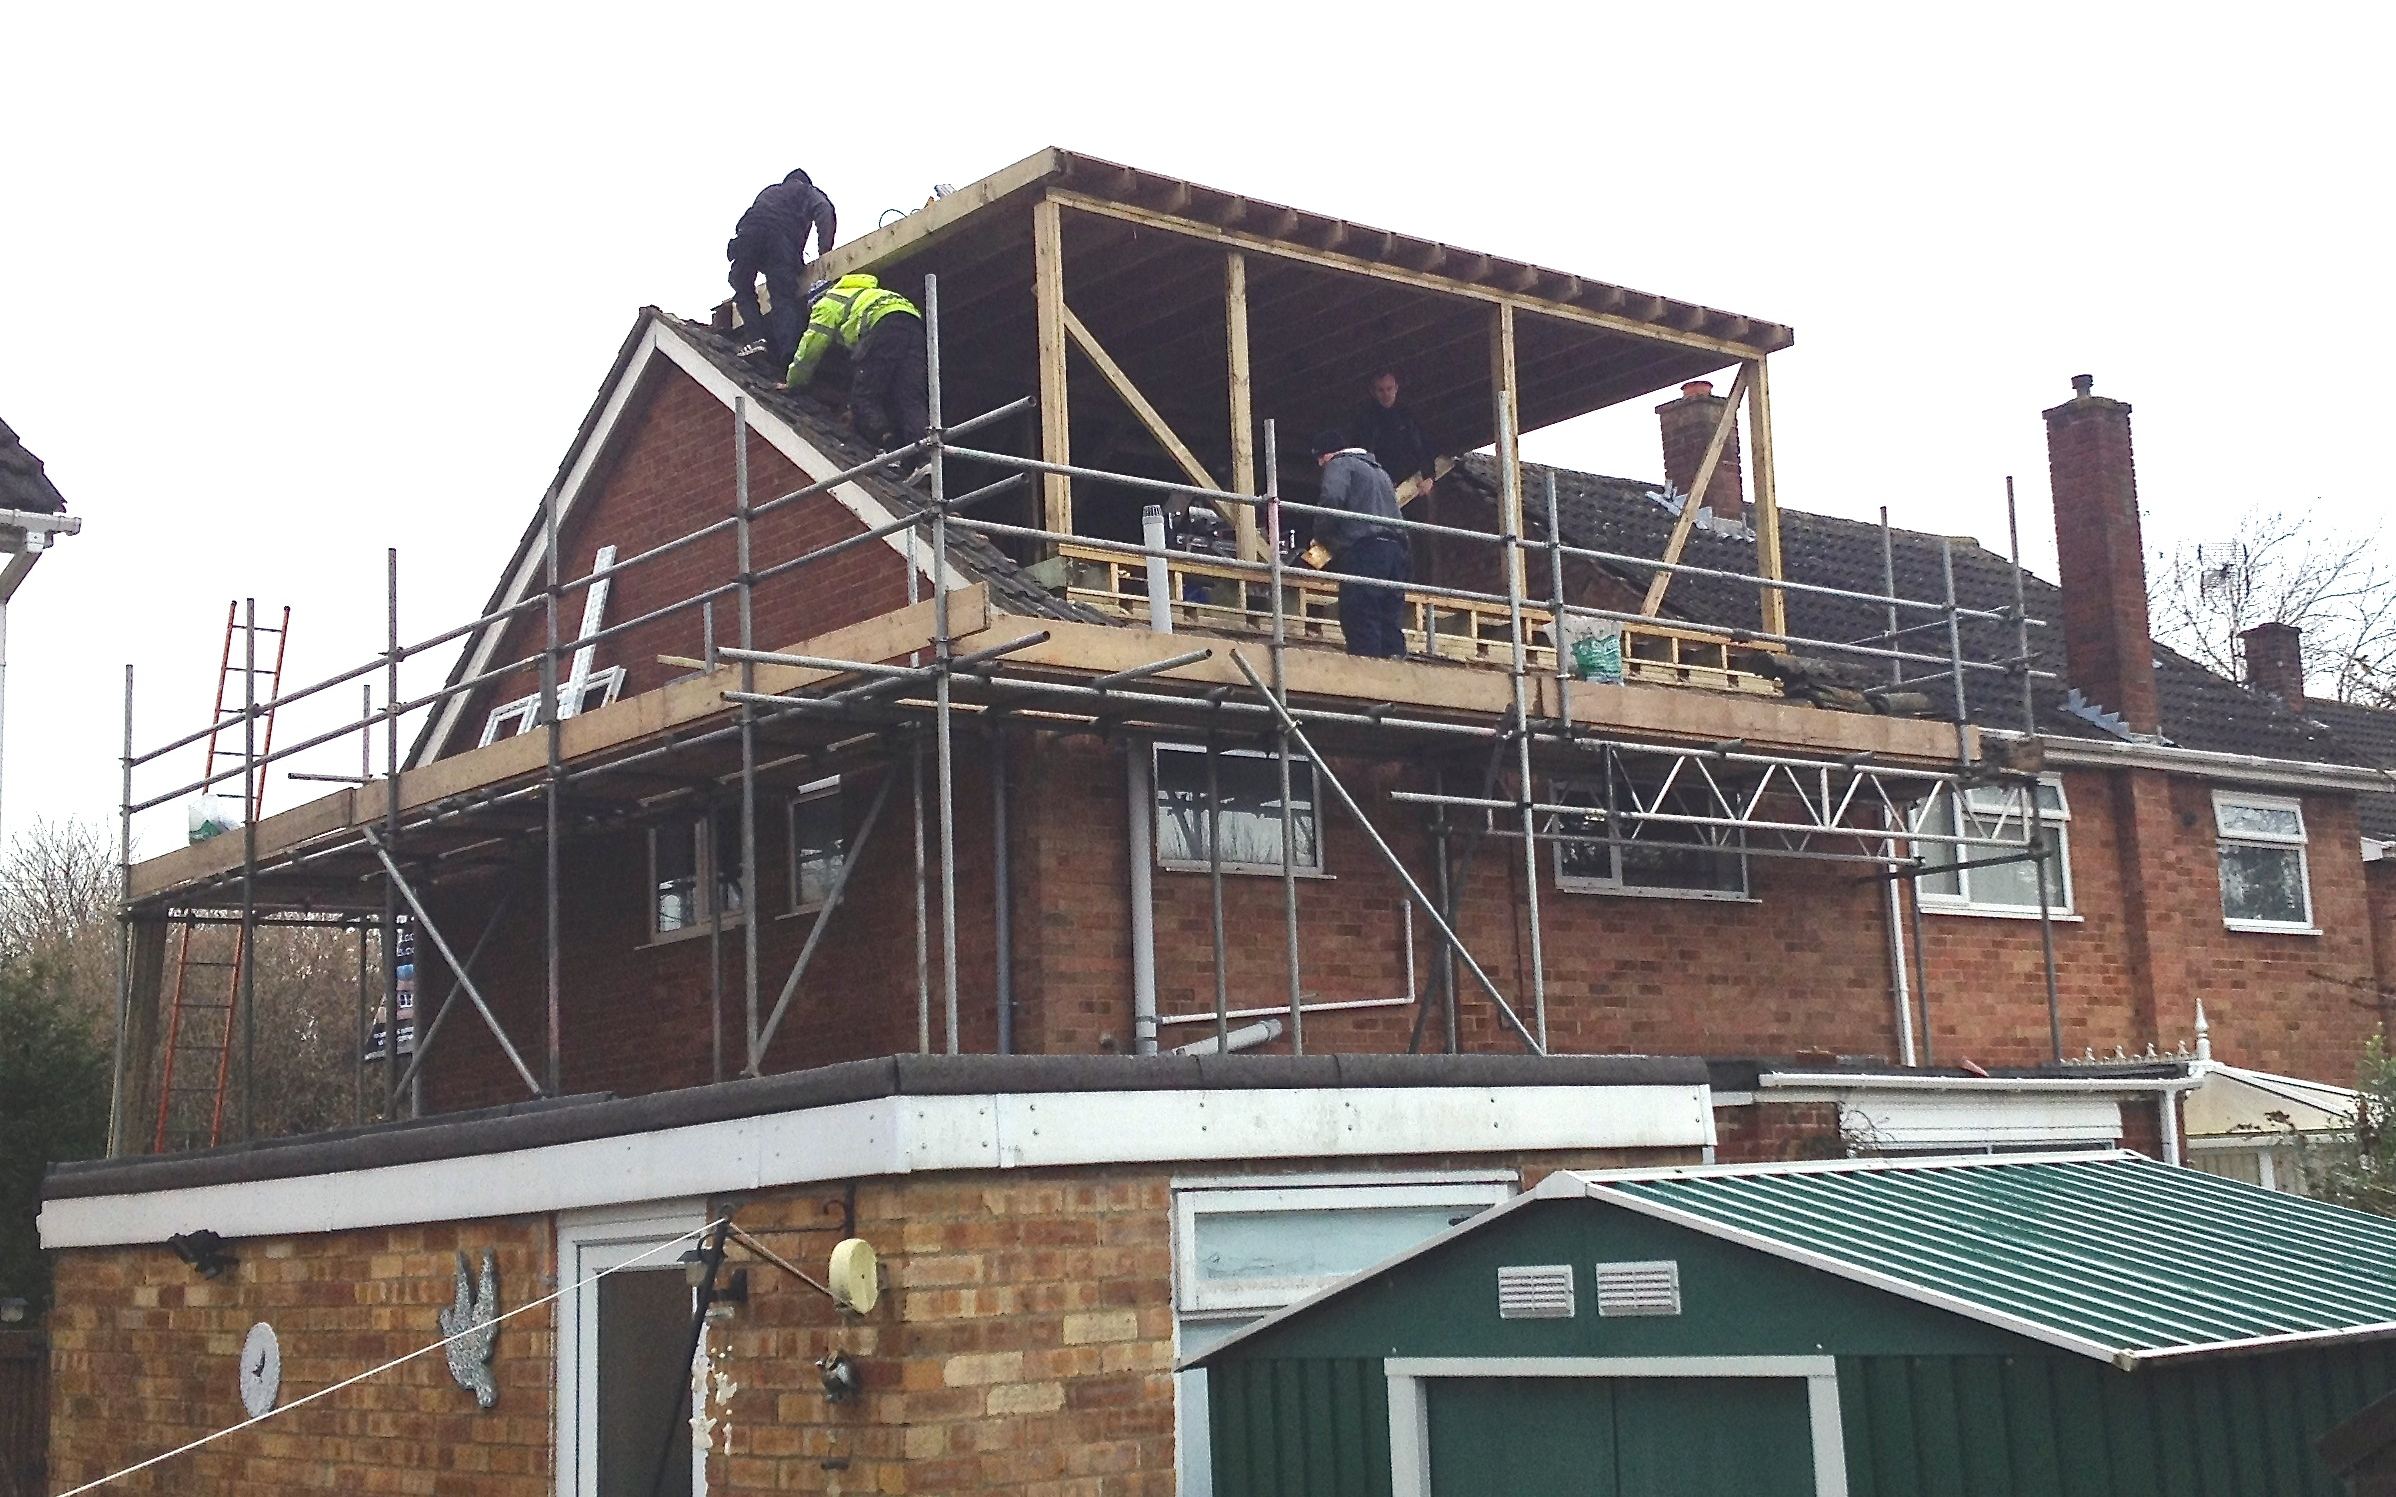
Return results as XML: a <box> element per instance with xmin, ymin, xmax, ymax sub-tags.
<box><xmin>1226</xmin><ymin>250</ymin><xmax>1262</xmax><ymax>561</ymax></box>
<box><xmin>1033</xmin><ymin>197</ymin><xmax>1072</xmax><ymax>545</ymax></box>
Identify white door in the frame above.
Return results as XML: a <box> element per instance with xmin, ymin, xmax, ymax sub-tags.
<box><xmin>556</xmin><ymin>1203</ymin><xmax>710</xmax><ymax>1497</ymax></box>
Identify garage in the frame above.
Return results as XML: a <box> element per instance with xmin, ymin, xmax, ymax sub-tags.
<box><xmin>1188</xmin><ymin>1151</ymin><xmax>2396</xmax><ymax>1496</ymax></box>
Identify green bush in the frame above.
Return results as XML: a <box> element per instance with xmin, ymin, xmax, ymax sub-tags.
<box><xmin>0</xmin><ymin>956</ymin><xmax>108</xmax><ymax>1311</ymax></box>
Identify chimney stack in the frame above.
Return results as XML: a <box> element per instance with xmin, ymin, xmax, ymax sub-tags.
<box><xmin>2044</xmin><ymin>374</ymin><xmax>2161</xmax><ymax>733</ymax></box>
<box><xmin>1656</xmin><ymin>380</ymin><xmax>1745</xmax><ymax>521</ymax></box>
<box><xmin>2240</xmin><ymin>621</ymin><xmax>2305</xmax><ymax>709</ymax></box>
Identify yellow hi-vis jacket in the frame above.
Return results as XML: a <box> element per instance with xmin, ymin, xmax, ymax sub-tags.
<box><xmin>786</xmin><ymin>274</ymin><xmax>921</xmax><ymax>388</ymax></box>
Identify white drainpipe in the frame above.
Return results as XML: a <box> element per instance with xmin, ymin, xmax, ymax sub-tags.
<box><xmin>1171</xmin><ymin>1018</ymin><xmax>1285</xmax><ymax>1056</ymax></box>
<box><xmin>1127</xmin><ymin>744</ymin><xmax>1160</xmax><ymax>1056</ymax></box>
<box><xmin>1143</xmin><ymin>504</ymin><xmax>1173</xmax><ymax>634</ymax></box>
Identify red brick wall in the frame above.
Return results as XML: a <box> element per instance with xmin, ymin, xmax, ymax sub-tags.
<box><xmin>1712</xmin><ymin>1101</ymin><xmax>1844</xmax><ymax>1164</ymax></box>
<box><xmin>440</xmin><ymin>362</ymin><xmax>912</xmax><ymax>762</ymax></box>
<box><xmin>2044</xmin><ymin>384</ymin><xmax>2161</xmax><ymax>732</ymax></box>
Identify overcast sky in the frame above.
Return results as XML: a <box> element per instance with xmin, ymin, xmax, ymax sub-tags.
<box><xmin>4</xmin><ymin>3</ymin><xmax>2388</xmax><ymax>855</ymax></box>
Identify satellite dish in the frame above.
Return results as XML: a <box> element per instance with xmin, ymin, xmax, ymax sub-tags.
<box><xmin>828</xmin><ymin>1237</ymin><xmax>879</xmax><ymax>1315</ymax></box>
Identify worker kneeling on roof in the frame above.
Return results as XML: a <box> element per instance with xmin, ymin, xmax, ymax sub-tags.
<box><xmin>1306</xmin><ymin>428</ymin><xmax>1408</xmax><ymax>659</ymax></box>
<box><xmin>786</xmin><ymin>274</ymin><xmax>929</xmax><ymax>454</ymax></box>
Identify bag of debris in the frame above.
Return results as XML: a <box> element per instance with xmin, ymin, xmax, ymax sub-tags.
<box><xmin>188</xmin><ymin>794</ymin><xmax>244</xmax><ymax>844</ymax></box>
<box><xmin>1557</xmin><ymin>610</ymin><xmax>1624</xmax><ymax>683</ymax></box>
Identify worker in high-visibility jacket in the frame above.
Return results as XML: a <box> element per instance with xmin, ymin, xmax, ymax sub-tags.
<box><xmin>786</xmin><ymin>274</ymin><xmax>928</xmax><ymax>452</ymax></box>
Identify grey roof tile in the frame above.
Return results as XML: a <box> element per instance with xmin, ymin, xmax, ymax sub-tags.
<box><xmin>0</xmin><ymin>417</ymin><xmax>68</xmax><ymax>514</ymax></box>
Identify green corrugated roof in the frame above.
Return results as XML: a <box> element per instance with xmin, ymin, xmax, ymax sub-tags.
<box><xmin>1583</xmin><ymin>1150</ymin><xmax>2396</xmax><ymax>1367</ymax></box>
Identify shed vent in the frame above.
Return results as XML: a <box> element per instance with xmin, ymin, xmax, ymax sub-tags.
<box><xmin>1594</xmin><ymin>1260</ymin><xmax>1682</xmax><ymax>1317</ymax></box>
<box><xmin>1496</xmin><ymin>1264</ymin><xmax>1576</xmax><ymax>1320</ymax></box>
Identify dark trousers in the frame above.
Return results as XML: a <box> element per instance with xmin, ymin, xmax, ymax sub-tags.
<box><xmin>852</xmin><ymin>313</ymin><xmax>930</xmax><ymax>450</ymax></box>
<box><xmin>1335</xmin><ymin>533</ymin><xmax>1409</xmax><ymax>658</ymax></box>
<box><xmin>734</xmin><ymin>261</ymin><xmax>806</xmax><ymax>372</ymax></box>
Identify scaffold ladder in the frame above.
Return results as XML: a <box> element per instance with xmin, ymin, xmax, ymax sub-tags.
<box><xmin>152</xmin><ymin>602</ymin><xmax>290</xmax><ymax>1152</ymax></box>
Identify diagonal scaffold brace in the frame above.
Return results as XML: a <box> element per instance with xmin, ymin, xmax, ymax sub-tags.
<box><xmin>1227</xmin><ymin>649</ymin><xmax>1546</xmax><ymax>1055</ymax></box>
<box><xmin>362</xmin><ymin>826</ymin><xmax>545</xmax><ymax>1097</ymax></box>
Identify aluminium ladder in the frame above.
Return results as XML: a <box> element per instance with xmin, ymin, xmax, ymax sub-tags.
<box><xmin>151</xmin><ymin>602</ymin><xmax>290</xmax><ymax>1152</ymax></box>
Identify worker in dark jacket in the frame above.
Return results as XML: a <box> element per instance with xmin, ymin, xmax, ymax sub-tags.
<box><xmin>727</xmin><ymin>169</ymin><xmax>839</xmax><ymax>373</ymax></box>
<box><xmin>1350</xmin><ymin>371</ymin><xmax>1436</xmax><ymax>495</ymax></box>
<box><xmin>1307</xmin><ymin>428</ymin><xmax>1408</xmax><ymax>658</ymax></box>
<box><xmin>788</xmin><ymin>274</ymin><xmax>928</xmax><ymax>451</ymax></box>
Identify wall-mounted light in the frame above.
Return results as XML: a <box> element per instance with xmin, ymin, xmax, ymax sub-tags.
<box><xmin>0</xmin><ymin>1297</ymin><xmax>29</xmax><ymax>1325</ymax></box>
<box><xmin>678</xmin><ymin>1249</ymin><xmax>748</xmax><ymax>1308</ymax></box>
<box><xmin>168</xmin><ymin>1230</ymin><xmax>236</xmax><ymax>1279</ymax></box>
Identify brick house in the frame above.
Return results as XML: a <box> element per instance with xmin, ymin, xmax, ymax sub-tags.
<box><xmin>41</xmin><ymin>150</ymin><xmax>2396</xmax><ymax>1494</ymax></box>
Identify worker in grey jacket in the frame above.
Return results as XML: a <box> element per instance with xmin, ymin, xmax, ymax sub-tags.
<box><xmin>1306</xmin><ymin>428</ymin><xmax>1408</xmax><ymax>658</ymax></box>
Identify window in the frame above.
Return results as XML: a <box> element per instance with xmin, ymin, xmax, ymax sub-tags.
<box><xmin>649</xmin><ymin>806</ymin><xmax>745</xmax><ymax>939</ymax></box>
<box><xmin>2215</xmin><ymin>791</ymin><xmax>2314</xmax><ymax>931</ymax></box>
<box><xmin>1154</xmin><ymin>743</ymin><xmax>1321</xmax><ymax>876</ymax></box>
<box><xmin>1169</xmin><ymin>1174</ymin><xmax>1516</xmax><ymax>1496</ymax></box>
<box><xmin>787</xmin><ymin>778</ymin><xmax>847</xmax><ymax>913</ymax></box>
<box><xmin>1918</xmin><ymin>777</ymin><xmax>2073</xmax><ymax>916</ymax></box>
<box><xmin>1552</xmin><ymin>773</ymin><xmax>1747</xmax><ymax>899</ymax></box>
<box><xmin>478</xmin><ymin>666</ymin><xmax>626</xmax><ymax>747</ymax></box>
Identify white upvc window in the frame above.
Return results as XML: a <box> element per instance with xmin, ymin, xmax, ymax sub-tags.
<box><xmin>1153</xmin><ymin>743</ymin><xmax>1322</xmax><ymax>876</ymax></box>
<box><xmin>649</xmin><ymin>806</ymin><xmax>745</xmax><ymax>940</ymax></box>
<box><xmin>1918</xmin><ymin>777</ymin><xmax>2073</xmax><ymax>917</ymax></box>
<box><xmin>480</xmin><ymin>666</ymin><xmax>626</xmax><ymax>747</ymax></box>
<box><xmin>1169</xmin><ymin>1173</ymin><xmax>1517</xmax><ymax>1497</ymax></box>
<box><xmin>787</xmin><ymin>777</ymin><xmax>846</xmax><ymax>914</ymax></box>
<box><xmin>1551</xmin><ymin>775</ymin><xmax>1748</xmax><ymax>900</ymax></box>
<box><xmin>2214</xmin><ymin>790</ymin><xmax>2315</xmax><ymax>932</ymax></box>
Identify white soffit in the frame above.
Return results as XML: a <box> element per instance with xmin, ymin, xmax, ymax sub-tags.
<box><xmin>40</xmin><ymin>1083</ymin><xmax>1711</xmax><ymax>1249</ymax></box>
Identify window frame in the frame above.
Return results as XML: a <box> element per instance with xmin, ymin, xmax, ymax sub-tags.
<box><xmin>1916</xmin><ymin>775</ymin><xmax>2076</xmax><ymax>919</ymax></box>
<box><xmin>786</xmin><ymin>776</ymin><xmax>847</xmax><ymax>916</ymax></box>
<box><xmin>1152</xmin><ymin>741</ymin><xmax>1325</xmax><ymax>878</ymax></box>
<box><xmin>1548</xmin><ymin>773</ymin><xmax>1751</xmax><ymax>902</ymax></box>
<box><xmin>480</xmin><ymin>666</ymin><xmax>627</xmax><ymax>747</ymax></box>
<box><xmin>2213</xmin><ymin>789</ymin><xmax>2316</xmax><ymax>933</ymax></box>
<box><xmin>646</xmin><ymin>805</ymin><xmax>746</xmax><ymax>943</ymax></box>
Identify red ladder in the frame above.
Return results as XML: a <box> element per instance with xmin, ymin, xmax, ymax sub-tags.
<box><xmin>152</xmin><ymin>603</ymin><xmax>291</xmax><ymax>1152</ymax></box>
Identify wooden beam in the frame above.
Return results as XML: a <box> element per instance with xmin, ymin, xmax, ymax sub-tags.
<box><xmin>1060</xmin><ymin>303</ymin><xmax>1220</xmax><ymax>493</ymax></box>
<box><xmin>1491</xmin><ymin>303</ymin><xmax>1525</xmax><ymax>599</ymax></box>
<box><xmin>1226</xmin><ymin>251</ymin><xmax>1262</xmax><ymax>562</ymax></box>
<box><xmin>1750</xmin><ymin>355</ymin><xmax>1786</xmax><ymax>637</ymax></box>
<box><xmin>1033</xmin><ymin>196</ymin><xmax>1072</xmax><ymax>543</ymax></box>
<box><xmin>1052</xmin><ymin>192</ymin><xmax>1787</xmax><ymax>362</ymax></box>
<box><xmin>802</xmin><ymin>147</ymin><xmax>1061</xmax><ymax>288</ymax></box>
<box><xmin>1640</xmin><ymin>362</ymin><xmax>1753</xmax><ymax>616</ymax></box>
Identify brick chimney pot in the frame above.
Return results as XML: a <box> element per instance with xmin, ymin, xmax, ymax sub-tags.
<box><xmin>2044</xmin><ymin>375</ymin><xmax>2162</xmax><ymax>733</ymax></box>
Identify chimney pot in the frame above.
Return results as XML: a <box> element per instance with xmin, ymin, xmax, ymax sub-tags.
<box><xmin>1681</xmin><ymin>380</ymin><xmax>1713</xmax><ymax>399</ymax></box>
<box><xmin>2071</xmin><ymin>373</ymin><xmax>2094</xmax><ymax>397</ymax></box>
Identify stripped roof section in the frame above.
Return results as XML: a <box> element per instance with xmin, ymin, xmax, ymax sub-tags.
<box><xmin>1460</xmin><ymin>455</ymin><xmax>2371</xmax><ymax>767</ymax></box>
<box><xmin>1587</xmin><ymin>1151</ymin><xmax>2396</xmax><ymax>1364</ymax></box>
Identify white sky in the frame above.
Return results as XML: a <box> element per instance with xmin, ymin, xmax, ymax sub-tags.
<box><xmin>4</xmin><ymin>3</ymin><xmax>2388</xmax><ymax>855</ymax></box>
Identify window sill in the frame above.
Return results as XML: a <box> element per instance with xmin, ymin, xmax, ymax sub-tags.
<box><xmin>1922</xmin><ymin>904</ymin><xmax>2084</xmax><ymax>924</ymax></box>
<box><xmin>2223</xmin><ymin>919</ymin><xmax>2322</xmax><ymax>937</ymax></box>
<box><xmin>1158</xmin><ymin>861</ymin><xmax>1336</xmax><ymax>881</ymax></box>
<box><xmin>1554</xmin><ymin>882</ymin><xmax>1759</xmax><ymax>904</ymax></box>
<box><xmin>641</xmin><ymin>914</ymin><xmax>748</xmax><ymax>950</ymax></box>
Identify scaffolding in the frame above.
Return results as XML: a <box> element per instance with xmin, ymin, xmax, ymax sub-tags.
<box><xmin>106</xmin><ymin>272</ymin><xmax>2068</xmax><ymax>1158</ymax></box>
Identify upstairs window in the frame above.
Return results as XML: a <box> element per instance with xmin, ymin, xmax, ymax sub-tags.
<box><xmin>480</xmin><ymin>667</ymin><xmax>626</xmax><ymax>747</ymax></box>
<box><xmin>1552</xmin><ymin>773</ymin><xmax>1747</xmax><ymax>899</ymax></box>
<box><xmin>649</xmin><ymin>806</ymin><xmax>745</xmax><ymax>939</ymax></box>
<box><xmin>1153</xmin><ymin>744</ymin><xmax>1322</xmax><ymax>876</ymax></box>
<box><xmin>788</xmin><ymin>778</ymin><xmax>847</xmax><ymax>914</ymax></box>
<box><xmin>2215</xmin><ymin>791</ymin><xmax>2314</xmax><ymax>932</ymax></box>
<box><xmin>1918</xmin><ymin>778</ymin><xmax>2073</xmax><ymax>916</ymax></box>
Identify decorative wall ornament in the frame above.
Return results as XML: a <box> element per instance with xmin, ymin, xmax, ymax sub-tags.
<box><xmin>437</xmin><ymin>1250</ymin><xmax>501</xmax><ymax>1409</ymax></box>
<box><xmin>239</xmin><ymin>1321</ymin><xmax>281</xmax><ymax>1418</ymax></box>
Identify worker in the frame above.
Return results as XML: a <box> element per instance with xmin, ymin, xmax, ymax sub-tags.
<box><xmin>787</xmin><ymin>274</ymin><xmax>929</xmax><ymax>452</ymax></box>
<box><xmin>1306</xmin><ymin>428</ymin><xmax>1408</xmax><ymax>659</ymax></box>
<box><xmin>1350</xmin><ymin>371</ymin><xmax>1436</xmax><ymax>497</ymax></box>
<box><xmin>727</xmin><ymin>169</ymin><xmax>839</xmax><ymax>373</ymax></box>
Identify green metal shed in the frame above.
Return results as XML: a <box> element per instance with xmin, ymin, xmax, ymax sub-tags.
<box><xmin>1187</xmin><ymin>1151</ymin><xmax>2396</xmax><ymax>1496</ymax></box>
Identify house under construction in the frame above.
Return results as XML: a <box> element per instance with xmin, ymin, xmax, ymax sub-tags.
<box><xmin>40</xmin><ymin>149</ymin><xmax>2396</xmax><ymax>1496</ymax></box>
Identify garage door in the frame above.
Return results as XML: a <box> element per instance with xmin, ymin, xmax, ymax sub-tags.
<box><xmin>1424</xmin><ymin>1375</ymin><xmax>1819</xmax><ymax>1496</ymax></box>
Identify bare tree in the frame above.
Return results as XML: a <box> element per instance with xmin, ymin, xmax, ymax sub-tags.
<box><xmin>2154</xmin><ymin>506</ymin><xmax>2396</xmax><ymax>705</ymax></box>
<box><xmin>0</xmin><ymin>816</ymin><xmax>375</xmax><ymax>1148</ymax></box>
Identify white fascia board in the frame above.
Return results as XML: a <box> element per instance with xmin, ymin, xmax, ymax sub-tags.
<box><xmin>1759</xmin><ymin>1072</ymin><xmax>2197</xmax><ymax>1096</ymax></box>
<box><xmin>418</xmin><ymin>318</ymin><xmax>964</xmax><ymax>764</ymax></box>
<box><xmin>1834</xmin><ymin>1093</ymin><xmax>2123</xmax><ymax>1149</ymax></box>
<box><xmin>2017</xmin><ymin>732</ymin><xmax>2396</xmax><ymax>795</ymax></box>
<box><xmin>40</xmin><ymin>1083</ymin><xmax>1711</xmax><ymax>1250</ymax></box>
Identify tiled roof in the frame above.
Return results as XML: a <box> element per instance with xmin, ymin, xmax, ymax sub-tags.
<box><xmin>0</xmin><ymin>417</ymin><xmax>67</xmax><ymax>514</ymax></box>
<box><xmin>1458</xmin><ymin>455</ymin><xmax>2370</xmax><ymax>767</ymax></box>
<box><xmin>2295</xmin><ymin>698</ymin><xmax>2396</xmax><ymax>838</ymax></box>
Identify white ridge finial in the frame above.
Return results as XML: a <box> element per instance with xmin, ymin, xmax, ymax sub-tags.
<box><xmin>2194</xmin><ymin>1000</ymin><xmax>2212</xmax><ymax>1064</ymax></box>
